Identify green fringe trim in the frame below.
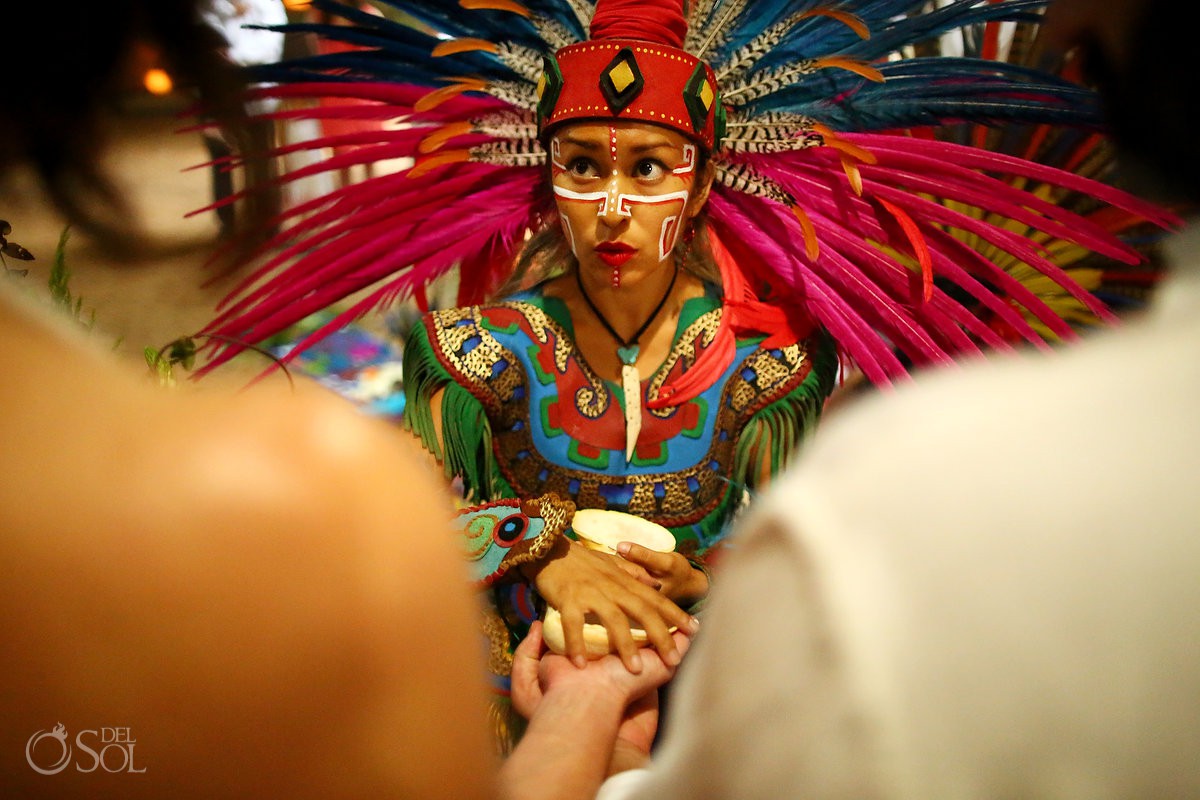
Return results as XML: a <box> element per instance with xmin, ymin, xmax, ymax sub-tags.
<box><xmin>402</xmin><ymin>321</ymin><xmax>508</xmax><ymax>502</ymax></box>
<box><xmin>731</xmin><ymin>330</ymin><xmax>839</xmax><ymax>493</ymax></box>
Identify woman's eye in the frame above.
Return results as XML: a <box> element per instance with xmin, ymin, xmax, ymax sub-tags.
<box><xmin>568</xmin><ymin>158</ymin><xmax>598</xmax><ymax>178</ymax></box>
<box><xmin>635</xmin><ymin>160</ymin><xmax>666</xmax><ymax>180</ymax></box>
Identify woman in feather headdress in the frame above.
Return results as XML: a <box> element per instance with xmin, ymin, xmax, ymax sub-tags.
<box><xmin>406</xmin><ymin>0</ymin><xmax>838</xmax><ymax>744</ymax></box>
<box><xmin>198</xmin><ymin>0</ymin><xmax>1176</xmax><ymax>751</ymax></box>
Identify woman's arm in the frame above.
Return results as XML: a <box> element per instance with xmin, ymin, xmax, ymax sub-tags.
<box><xmin>501</xmin><ymin>622</ymin><xmax>690</xmax><ymax>800</ymax></box>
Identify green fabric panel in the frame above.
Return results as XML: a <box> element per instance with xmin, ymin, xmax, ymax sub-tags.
<box><xmin>401</xmin><ymin>321</ymin><xmax>449</xmax><ymax>462</ymax></box>
<box><xmin>402</xmin><ymin>320</ymin><xmax>507</xmax><ymax>502</ymax></box>
<box><xmin>538</xmin><ymin>294</ymin><xmax>574</xmax><ymax>337</ymax></box>
<box><xmin>677</xmin><ymin>284</ymin><xmax>721</xmax><ymax>330</ymax></box>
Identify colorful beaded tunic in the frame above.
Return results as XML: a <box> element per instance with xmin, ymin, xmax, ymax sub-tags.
<box><xmin>405</xmin><ymin>283</ymin><xmax>838</xmax><ymax>558</ymax></box>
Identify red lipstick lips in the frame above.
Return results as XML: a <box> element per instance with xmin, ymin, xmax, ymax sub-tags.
<box><xmin>595</xmin><ymin>242</ymin><xmax>635</xmax><ymax>267</ymax></box>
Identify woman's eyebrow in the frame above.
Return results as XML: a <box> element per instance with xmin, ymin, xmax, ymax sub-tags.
<box><xmin>629</xmin><ymin>140</ymin><xmax>677</xmax><ymax>154</ymax></box>
<box><xmin>559</xmin><ymin>135</ymin><xmax>679</xmax><ymax>154</ymax></box>
<box><xmin>560</xmin><ymin>135</ymin><xmax>603</xmax><ymax>150</ymax></box>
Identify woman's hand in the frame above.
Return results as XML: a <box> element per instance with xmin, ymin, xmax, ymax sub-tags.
<box><xmin>511</xmin><ymin>622</ymin><xmax>683</xmax><ymax>718</ymax></box>
<box><xmin>616</xmin><ymin>542</ymin><xmax>709</xmax><ymax>605</ymax></box>
<box><xmin>506</xmin><ymin>622</ymin><xmax>691</xmax><ymax>796</ymax></box>
<box><xmin>523</xmin><ymin>538</ymin><xmax>698</xmax><ymax>672</ymax></box>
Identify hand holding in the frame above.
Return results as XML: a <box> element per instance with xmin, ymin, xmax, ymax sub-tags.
<box><xmin>510</xmin><ymin>621</ymin><xmax>691</xmax><ymax>721</ymax></box>
<box><xmin>616</xmin><ymin>542</ymin><xmax>709</xmax><ymax>604</ymax></box>
<box><xmin>525</xmin><ymin>538</ymin><xmax>698</xmax><ymax>672</ymax></box>
<box><xmin>505</xmin><ymin>623</ymin><xmax>692</xmax><ymax>796</ymax></box>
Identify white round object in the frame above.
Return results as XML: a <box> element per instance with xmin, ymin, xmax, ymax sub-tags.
<box><xmin>541</xmin><ymin>606</ymin><xmax>651</xmax><ymax>659</ymax></box>
<box><xmin>572</xmin><ymin>509</ymin><xmax>676</xmax><ymax>555</ymax></box>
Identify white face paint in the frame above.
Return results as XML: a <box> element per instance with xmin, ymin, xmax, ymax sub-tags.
<box><xmin>551</xmin><ymin>123</ymin><xmax>703</xmax><ymax>278</ymax></box>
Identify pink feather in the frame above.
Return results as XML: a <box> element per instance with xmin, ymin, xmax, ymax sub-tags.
<box><xmin>200</xmin><ymin>169</ymin><xmax>542</xmax><ymax>372</ymax></box>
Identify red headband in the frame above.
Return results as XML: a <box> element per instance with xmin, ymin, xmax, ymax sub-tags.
<box><xmin>536</xmin><ymin>1</ymin><xmax>724</xmax><ymax>150</ymax></box>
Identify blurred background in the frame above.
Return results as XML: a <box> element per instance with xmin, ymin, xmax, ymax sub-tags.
<box><xmin>0</xmin><ymin>89</ymin><xmax>230</xmax><ymax>360</ymax></box>
<box><xmin>0</xmin><ymin>0</ymin><xmax>421</xmax><ymax>413</ymax></box>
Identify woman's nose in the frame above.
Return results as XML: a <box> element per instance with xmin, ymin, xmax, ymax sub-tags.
<box><xmin>599</xmin><ymin>170</ymin><xmax>628</xmax><ymax>224</ymax></box>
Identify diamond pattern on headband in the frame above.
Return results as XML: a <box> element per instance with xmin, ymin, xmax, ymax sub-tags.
<box><xmin>599</xmin><ymin>47</ymin><xmax>644</xmax><ymax>114</ymax></box>
<box><xmin>537</xmin><ymin>55</ymin><xmax>564</xmax><ymax>127</ymax></box>
<box><xmin>684</xmin><ymin>62</ymin><xmax>716</xmax><ymax>136</ymax></box>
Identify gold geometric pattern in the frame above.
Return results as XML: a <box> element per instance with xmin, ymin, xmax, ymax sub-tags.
<box><xmin>648</xmin><ymin>306</ymin><xmax>724</xmax><ymax>417</ymax></box>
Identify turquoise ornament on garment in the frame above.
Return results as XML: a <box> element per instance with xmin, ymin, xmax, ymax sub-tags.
<box><xmin>453</xmin><ymin>495</ymin><xmax>575</xmax><ymax>586</ymax></box>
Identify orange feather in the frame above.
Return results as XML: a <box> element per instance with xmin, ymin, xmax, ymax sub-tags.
<box><xmin>814</xmin><ymin>56</ymin><xmax>884</xmax><ymax>83</ymax></box>
<box><xmin>414</xmin><ymin>80</ymin><xmax>488</xmax><ymax>112</ymax></box>
<box><xmin>459</xmin><ymin>0</ymin><xmax>530</xmax><ymax>16</ymax></box>
<box><xmin>408</xmin><ymin>150</ymin><xmax>471</xmax><ymax>178</ymax></box>
<box><xmin>432</xmin><ymin>38</ymin><xmax>500</xmax><ymax>57</ymax></box>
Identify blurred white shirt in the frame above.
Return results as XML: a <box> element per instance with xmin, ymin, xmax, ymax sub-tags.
<box><xmin>605</xmin><ymin>223</ymin><xmax>1200</xmax><ymax>798</ymax></box>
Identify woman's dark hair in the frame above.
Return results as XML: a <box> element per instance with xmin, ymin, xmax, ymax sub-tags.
<box><xmin>2</xmin><ymin>0</ymin><xmax>273</xmax><ymax>250</ymax></box>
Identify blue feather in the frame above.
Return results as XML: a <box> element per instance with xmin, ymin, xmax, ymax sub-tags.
<box><xmin>746</xmin><ymin>57</ymin><xmax>1100</xmax><ymax>130</ymax></box>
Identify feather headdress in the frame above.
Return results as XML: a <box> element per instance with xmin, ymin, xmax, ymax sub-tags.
<box><xmin>198</xmin><ymin>0</ymin><xmax>1177</xmax><ymax>386</ymax></box>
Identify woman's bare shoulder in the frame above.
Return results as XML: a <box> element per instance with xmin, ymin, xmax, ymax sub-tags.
<box><xmin>0</xmin><ymin>301</ymin><xmax>452</xmax><ymax>552</ymax></box>
<box><xmin>0</xmin><ymin>311</ymin><xmax>494</xmax><ymax>796</ymax></box>
<box><xmin>164</xmin><ymin>377</ymin><xmax>455</xmax><ymax>545</ymax></box>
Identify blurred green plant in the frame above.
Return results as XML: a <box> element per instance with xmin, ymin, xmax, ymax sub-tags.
<box><xmin>47</xmin><ymin>228</ymin><xmax>95</xmax><ymax>328</ymax></box>
<box><xmin>145</xmin><ymin>333</ymin><xmax>294</xmax><ymax>390</ymax></box>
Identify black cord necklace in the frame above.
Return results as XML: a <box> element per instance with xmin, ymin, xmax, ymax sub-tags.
<box><xmin>574</xmin><ymin>262</ymin><xmax>680</xmax><ymax>463</ymax></box>
<box><xmin>575</xmin><ymin>262</ymin><xmax>679</xmax><ymax>367</ymax></box>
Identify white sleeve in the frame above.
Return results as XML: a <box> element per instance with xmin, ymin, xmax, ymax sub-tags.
<box><xmin>618</xmin><ymin>514</ymin><xmax>877</xmax><ymax>800</ymax></box>
<box><xmin>595</xmin><ymin>768</ymin><xmax>653</xmax><ymax>800</ymax></box>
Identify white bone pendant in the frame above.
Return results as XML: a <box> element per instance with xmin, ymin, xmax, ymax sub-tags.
<box><xmin>621</xmin><ymin>362</ymin><xmax>642</xmax><ymax>463</ymax></box>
